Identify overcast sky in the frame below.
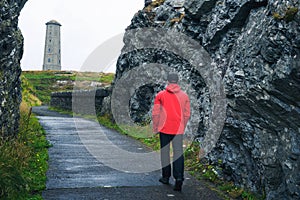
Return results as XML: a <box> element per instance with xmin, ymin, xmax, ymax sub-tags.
<box><xmin>19</xmin><ymin>0</ymin><xmax>143</xmax><ymax>72</ymax></box>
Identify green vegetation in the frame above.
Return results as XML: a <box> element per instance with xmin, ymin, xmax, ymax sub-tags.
<box><xmin>97</xmin><ymin>114</ymin><xmax>122</xmax><ymax>132</ymax></box>
<box><xmin>22</xmin><ymin>71</ymin><xmax>115</xmax><ymax>104</ymax></box>
<box><xmin>272</xmin><ymin>12</ymin><xmax>283</xmax><ymax>20</ymax></box>
<box><xmin>96</xmin><ymin>114</ymin><xmax>161</xmax><ymax>151</ymax></box>
<box><xmin>284</xmin><ymin>6</ymin><xmax>299</xmax><ymax>22</ymax></box>
<box><xmin>273</xmin><ymin>6</ymin><xmax>299</xmax><ymax>22</ymax></box>
<box><xmin>21</xmin><ymin>75</ymin><xmax>42</xmax><ymax>107</ymax></box>
<box><xmin>139</xmin><ymin>134</ymin><xmax>160</xmax><ymax>151</ymax></box>
<box><xmin>120</xmin><ymin>124</ymin><xmax>161</xmax><ymax>151</ymax></box>
<box><xmin>184</xmin><ymin>142</ymin><xmax>264</xmax><ymax>200</ymax></box>
<box><xmin>0</xmin><ymin>76</ymin><xmax>50</xmax><ymax>199</ymax></box>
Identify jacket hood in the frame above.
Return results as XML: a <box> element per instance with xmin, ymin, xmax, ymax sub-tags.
<box><xmin>166</xmin><ymin>83</ymin><xmax>181</xmax><ymax>93</ymax></box>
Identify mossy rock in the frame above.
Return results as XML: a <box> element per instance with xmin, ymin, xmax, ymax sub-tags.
<box><xmin>272</xmin><ymin>6</ymin><xmax>298</xmax><ymax>23</ymax></box>
<box><xmin>272</xmin><ymin>12</ymin><xmax>283</xmax><ymax>21</ymax></box>
<box><xmin>284</xmin><ymin>7</ymin><xmax>298</xmax><ymax>22</ymax></box>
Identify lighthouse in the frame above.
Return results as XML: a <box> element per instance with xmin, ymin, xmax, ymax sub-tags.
<box><xmin>43</xmin><ymin>20</ymin><xmax>62</xmax><ymax>71</ymax></box>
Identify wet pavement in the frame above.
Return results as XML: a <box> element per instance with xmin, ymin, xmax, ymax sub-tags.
<box><xmin>33</xmin><ymin>106</ymin><xmax>223</xmax><ymax>200</ymax></box>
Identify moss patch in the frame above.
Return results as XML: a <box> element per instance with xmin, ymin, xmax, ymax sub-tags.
<box><xmin>273</xmin><ymin>6</ymin><xmax>299</xmax><ymax>22</ymax></box>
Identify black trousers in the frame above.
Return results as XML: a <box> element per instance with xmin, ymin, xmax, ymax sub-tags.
<box><xmin>159</xmin><ymin>133</ymin><xmax>184</xmax><ymax>180</ymax></box>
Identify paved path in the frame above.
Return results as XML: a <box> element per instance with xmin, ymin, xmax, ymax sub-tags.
<box><xmin>33</xmin><ymin>106</ymin><xmax>223</xmax><ymax>200</ymax></box>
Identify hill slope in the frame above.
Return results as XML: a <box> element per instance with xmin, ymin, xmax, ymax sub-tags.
<box><xmin>22</xmin><ymin>71</ymin><xmax>114</xmax><ymax>105</ymax></box>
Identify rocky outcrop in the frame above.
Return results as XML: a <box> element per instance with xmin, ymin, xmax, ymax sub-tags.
<box><xmin>0</xmin><ymin>0</ymin><xmax>27</xmax><ymax>137</ymax></box>
<box><xmin>115</xmin><ymin>0</ymin><xmax>300</xmax><ymax>199</ymax></box>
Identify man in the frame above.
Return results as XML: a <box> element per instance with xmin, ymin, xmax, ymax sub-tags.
<box><xmin>152</xmin><ymin>72</ymin><xmax>190</xmax><ymax>191</ymax></box>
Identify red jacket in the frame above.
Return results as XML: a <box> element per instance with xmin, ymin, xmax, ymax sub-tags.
<box><xmin>152</xmin><ymin>84</ymin><xmax>190</xmax><ymax>135</ymax></box>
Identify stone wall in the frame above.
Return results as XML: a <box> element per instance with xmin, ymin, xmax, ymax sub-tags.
<box><xmin>50</xmin><ymin>88</ymin><xmax>110</xmax><ymax>116</ymax></box>
<box><xmin>0</xmin><ymin>0</ymin><xmax>27</xmax><ymax>137</ymax></box>
<box><xmin>115</xmin><ymin>0</ymin><xmax>300</xmax><ymax>199</ymax></box>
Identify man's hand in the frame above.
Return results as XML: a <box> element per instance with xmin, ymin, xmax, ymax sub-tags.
<box><xmin>153</xmin><ymin>127</ymin><xmax>159</xmax><ymax>134</ymax></box>
<box><xmin>152</xmin><ymin>115</ymin><xmax>159</xmax><ymax>134</ymax></box>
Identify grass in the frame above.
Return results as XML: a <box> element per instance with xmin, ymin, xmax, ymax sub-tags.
<box><xmin>97</xmin><ymin>114</ymin><xmax>122</xmax><ymax>131</ymax></box>
<box><xmin>0</xmin><ymin>74</ymin><xmax>51</xmax><ymax>199</ymax></box>
<box><xmin>21</xmin><ymin>75</ymin><xmax>42</xmax><ymax>107</ymax></box>
<box><xmin>184</xmin><ymin>142</ymin><xmax>264</xmax><ymax>200</ymax></box>
<box><xmin>96</xmin><ymin>114</ymin><xmax>161</xmax><ymax>151</ymax></box>
<box><xmin>22</xmin><ymin>71</ymin><xmax>115</xmax><ymax>104</ymax></box>
<box><xmin>0</xmin><ymin>103</ymin><xmax>51</xmax><ymax>199</ymax></box>
<box><xmin>19</xmin><ymin>103</ymin><xmax>52</xmax><ymax>199</ymax></box>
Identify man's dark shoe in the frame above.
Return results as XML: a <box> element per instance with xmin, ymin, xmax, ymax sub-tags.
<box><xmin>159</xmin><ymin>177</ymin><xmax>169</xmax><ymax>185</ymax></box>
<box><xmin>174</xmin><ymin>179</ymin><xmax>183</xmax><ymax>191</ymax></box>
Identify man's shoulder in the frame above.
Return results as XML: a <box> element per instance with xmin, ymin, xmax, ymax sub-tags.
<box><xmin>158</xmin><ymin>89</ymin><xmax>167</xmax><ymax>94</ymax></box>
<box><xmin>178</xmin><ymin>90</ymin><xmax>189</xmax><ymax>99</ymax></box>
<box><xmin>178</xmin><ymin>89</ymin><xmax>188</xmax><ymax>95</ymax></box>
<box><xmin>155</xmin><ymin>90</ymin><xmax>166</xmax><ymax>98</ymax></box>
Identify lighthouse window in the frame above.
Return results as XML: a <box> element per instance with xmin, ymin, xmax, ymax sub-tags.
<box><xmin>48</xmin><ymin>48</ymin><xmax>51</xmax><ymax>52</ymax></box>
<box><xmin>48</xmin><ymin>58</ymin><xmax>51</xmax><ymax>63</ymax></box>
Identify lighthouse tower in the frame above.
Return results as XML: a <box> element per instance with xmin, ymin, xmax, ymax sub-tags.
<box><xmin>43</xmin><ymin>20</ymin><xmax>62</xmax><ymax>71</ymax></box>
